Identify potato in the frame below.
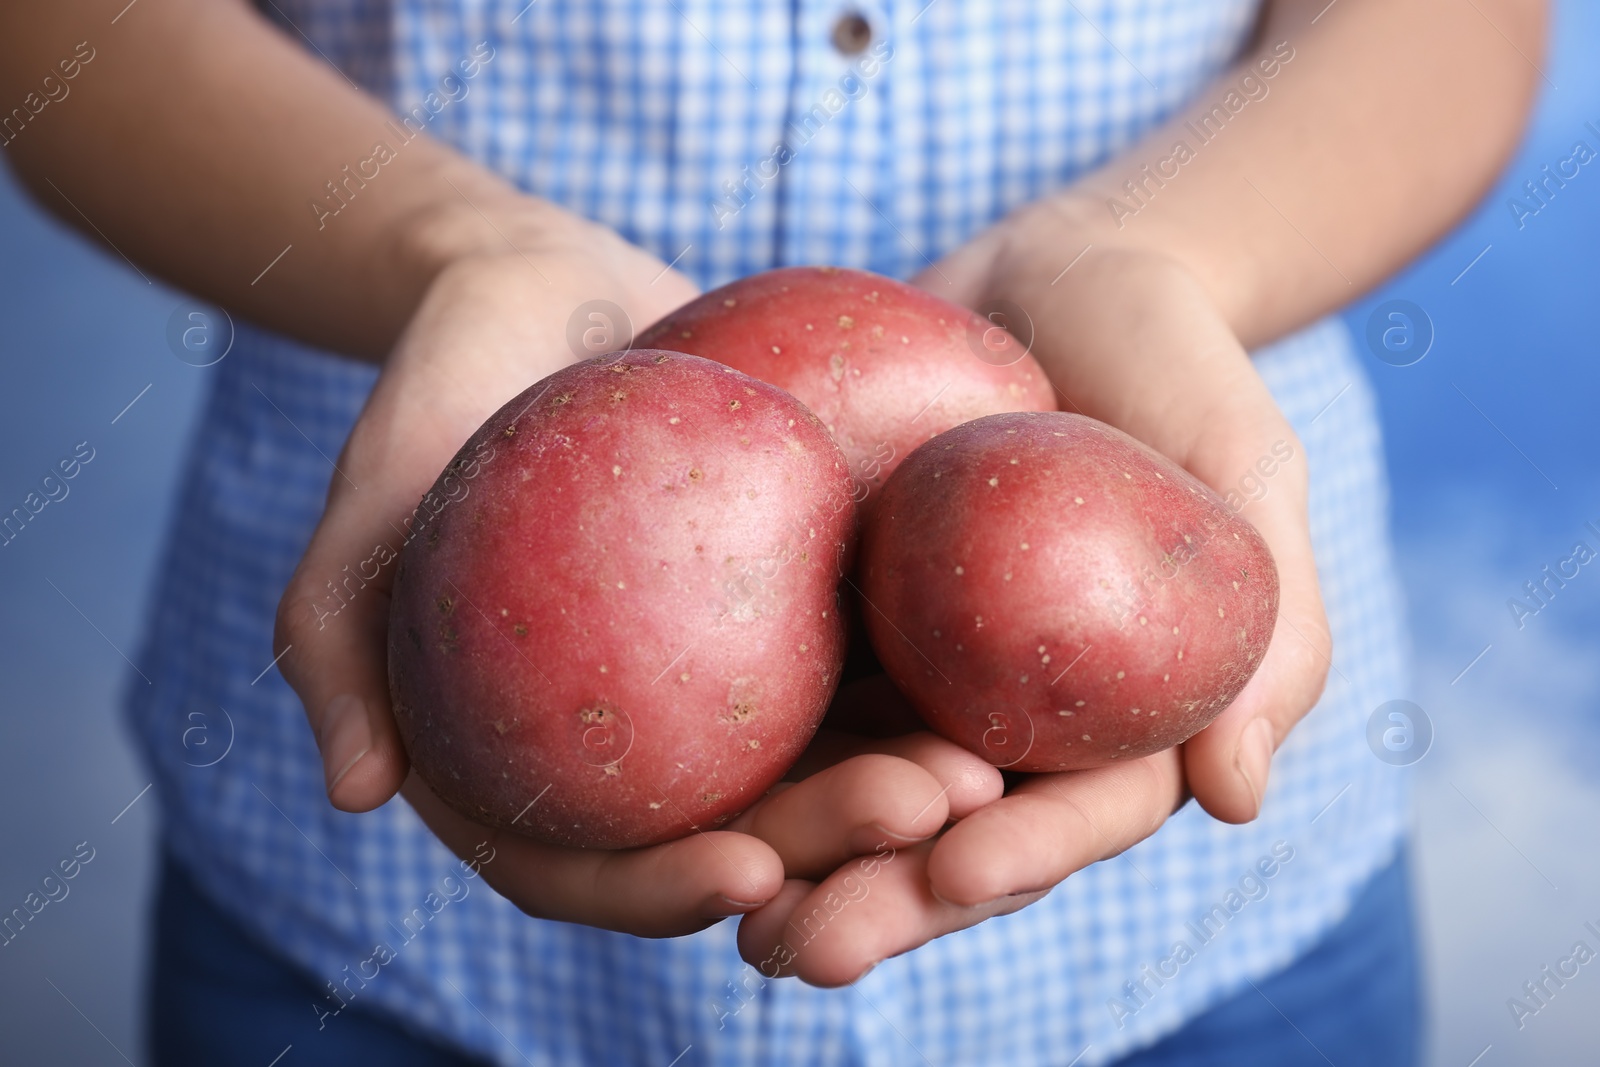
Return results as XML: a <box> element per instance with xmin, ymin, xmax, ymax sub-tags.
<box><xmin>635</xmin><ymin>266</ymin><xmax>1056</xmax><ymax>508</ymax></box>
<box><xmin>859</xmin><ymin>412</ymin><xmax>1278</xmax><ymax>771</ymax></box>
<box><xmin>388</xmin><ymin>351</ymin><xmax>856</xmax><ymax>848</ymax></box>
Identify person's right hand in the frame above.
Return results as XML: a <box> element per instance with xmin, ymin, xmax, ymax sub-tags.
<box><xmin>274</xmin><ymin>208</ymin><xmax>1004</xmax><ymax>937</ymax></box>
<box><xmin>276</xmin><ymin>207</ymin><xmax>699</xmax><ymax>817</ymax></box>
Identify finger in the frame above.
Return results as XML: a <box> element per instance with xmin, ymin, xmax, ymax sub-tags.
<box><xmin>926</xmin><ymin>749</ymin><xmax>1184</xmax><ymax>907</ymax></box>
<box><xmin>1182</xmin><ymin>493</ymin><xmax>1329</xmax><ymax>821</ymax></box>
<box><xmin>276</xmin><ymin>483</ymin><xmax>413</xmax><ymax>812</ymax></box>
<box><xmin>733</xmin><ymin>878</ymin><xmax>816</xmax><ymax>976</ymax></box>
<box><xmin>405</xmin><ymin>774</ymin><xmax>784</xmax><ymax>938</ymax></box>
<box><xmin>738</xmin><ymin>843</ymin><xmax>1042</xmax><ymax>988</ymax></box>
<box><xmin>852</xmin><ymin>732</ymin><xmax>1006</xmax><ymax>819</ymax></box>
<box><xmin>786</xmin><ymin>726</ymin><xmax>1006</xmax><ymax>819</ymax></box>
<box><xmin>1179</xmin><ymin>423</ymin><xmax>1330</xmax><ymax>823</ymax></box>
<box><xmin>727</xmin><ymin>753</ymin><xmax>953</xmax><ymax>880</ymax></box>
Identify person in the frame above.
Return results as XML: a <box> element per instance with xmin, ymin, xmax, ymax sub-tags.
<box><xmin>1</xmin><ymin>0</ymin><xmax>1541</xmax><ymax>1063</ymax></box>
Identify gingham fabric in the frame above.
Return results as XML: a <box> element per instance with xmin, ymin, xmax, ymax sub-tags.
<box><xmin>127</xmin><ymin>2</ymin><xmax>1412</xmax><ymax>1064</ymax></box>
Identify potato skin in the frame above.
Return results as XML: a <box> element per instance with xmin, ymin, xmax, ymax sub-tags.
<box><xmin>634</xmin><ymin>267</ymin><xmax>1056</xmax><ymax>506</ymax></box>
<box><xmin>859</xmin><ymin>412</ymin><xmax>1279</xmax><ymax>771</ymax></box>
<box><xmin>388</xmin><ymin>351</ymin><xmax>856</xmax><ymax>848</ymax></box>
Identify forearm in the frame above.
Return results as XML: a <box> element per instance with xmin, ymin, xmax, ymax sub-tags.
<box><xmin>0</xmin><ymin>0</ymin><xmax>542</xmax><ymax>359</ymax></box>
<box><xmin>1049</xmin><ymin>0</ymin><xmax>1545</xmax><ymax>348</ymax></box>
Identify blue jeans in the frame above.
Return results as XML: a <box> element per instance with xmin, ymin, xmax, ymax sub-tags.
<box><xmin>1118</xmin><ymin>847</ymin><xmax>1422</xmax><ymax>1066</ymax></box>
<box><xmin>148</xmin><ymin>846</ymin><xmax>1421</xmax><ymax>1066</ymax></box>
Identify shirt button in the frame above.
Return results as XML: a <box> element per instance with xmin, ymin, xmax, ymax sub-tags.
<box><xmin>830</xmin><ymin>12</ymin><xmax>873</xmax><ymax>55</ymax></box>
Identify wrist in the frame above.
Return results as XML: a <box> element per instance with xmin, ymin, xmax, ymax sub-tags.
<box><xmin>994</xmin><ymin>190</ymin><xmax>1254</xmax><ymax>338</ymax></box>
<box><xmin>975</xmin><ymin>207</ymin><xmax>1276</xmax><ymax>446</ymax></box>
<box><xmin>391</xmin><ymin>167</ymin><xmax>585</xmax><ymax>292</ymax></box>
<box><xmin>982</xmin><ymin>198</ymin><xmax>1210</xmax><ymax>325</ymax></box>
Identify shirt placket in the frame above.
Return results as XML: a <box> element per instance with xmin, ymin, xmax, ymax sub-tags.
<box><xmin>773</xmin><ymin>1</ymin><xmax>895</xmax><ymax>274</ymax></box>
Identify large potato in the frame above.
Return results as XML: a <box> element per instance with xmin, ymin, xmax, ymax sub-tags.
<box><xmin>635</xmin><ymin>266</ymin><xmax>1056</xmax><ymax>506</ymax></box>
<box><xmin>859</xmin><ymin>412</ymin><xmax>1278</xmax><ymax>771</ymax></box>
<box><xmin>388</xmin><ymin>351</ymin><xmax>856</xmax><ymax>848</ymax></box>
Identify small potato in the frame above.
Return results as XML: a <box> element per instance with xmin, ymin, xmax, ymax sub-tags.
<box><xmin>635</xmin><ymin>266</ymin><xmax>1056</xmax><ymax>510</ymax></box>
<box><xmin>388</xmin><ymin>351</ymin><xmax>856</xmax><ymax>848</ymax></box>
<box><xmin>859</xmin><ymin>412</ymin><xmax>1278</xmax><ymax>771</ymax></box>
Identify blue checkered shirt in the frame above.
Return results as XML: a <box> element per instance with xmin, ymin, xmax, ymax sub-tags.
<box><xmin>128</xmin><ymin>2</ymin><xmax>1412</xmax><ymax>1063</ymax></box>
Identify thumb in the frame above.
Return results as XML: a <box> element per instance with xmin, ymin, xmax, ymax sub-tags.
<box><xmin>275</xmin><ymin>470</ymin><xmax>416</xmax><ymax>812</ymax></box>
<box><xmin>1180</xmin><ymin>434</ymin><xmax>1330</xmax><ymax>824</ymax></box>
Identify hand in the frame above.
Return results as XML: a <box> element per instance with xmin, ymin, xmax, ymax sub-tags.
<box><xmin>736</xmin><ymin>676</ymin><xmax>1044</xmax><ymax>986</ymax></box>
<box><xmin>276</xmin><ymin>208</ymin><xmax>699</xmax><ymax>814</ymax></box>
<box><xmin>735</xmin><ymin>203</ymin><xmax>1331</xmax><ymax>984</ymax></box>
<box><xmin>274</xmin><ymin>207</ymin><xmax>1004</xmax><ymax>936</ymax></box>
<box><xmin>403</xmin><ymin>708</ymin><xmax>1001</xmax><ymax>937</ymax></box>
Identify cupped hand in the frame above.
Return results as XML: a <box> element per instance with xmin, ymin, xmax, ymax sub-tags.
<box><xmin>923</xmin><ymin>206</ymin><xmax>1331</xmax><ymax>829</ymax></box>
<box><xmin>402</xmin><ymin>714</ymin><xmax>999</xmax><ymax>938</ymax></box>
<box><xmin>401</xmin><ymin>673</ymin><xmax>1002</xmax><ymax>939</ymax></box>
<box><xmin>736</xmin><ymin>204</ymin><xmax>1332</xmax><ymax>984</ymax></box>
<box><xmin>275</xmin><ymin>213</ymin><xmax>699</xmax><ymax>814</ymax></box>
<box><xmin>274</xmin><ymin>210</ymin><xmax>1003</xmax><ymax>936</ymax></box>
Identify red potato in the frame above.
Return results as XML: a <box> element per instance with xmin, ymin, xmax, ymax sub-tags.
<box><xmin>859</xmin><ymin>412</ymin><xmax>1279</xmax><ymax>772</ymax></box>
<box><xmin>388</xmin><ymin>351</ymin><xmax>857</xmax><ymax>848</ymax></box>
<box><xmin>634</xmin><ymin>266</ymin><xmax>1057</xmax><ymax>505</ymax></box>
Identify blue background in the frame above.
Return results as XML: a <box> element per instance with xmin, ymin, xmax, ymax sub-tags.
<box><xmin>1</xmin><ymin>3</ymin><xmax>1597</xmax><ymax>1063</ymax></box>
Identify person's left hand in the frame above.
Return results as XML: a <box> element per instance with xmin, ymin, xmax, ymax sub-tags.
<box><xmin>735</xmin><ymin>201</ymin><xmax>1332</xmax><ymax>986</ymax></box>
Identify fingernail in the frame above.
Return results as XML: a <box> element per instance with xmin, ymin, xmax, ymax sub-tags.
<box><xmin>703</xmin><ymin>894</ymin><xmax>768</xmax><ymax>918</ymax></box>
<box><xmin>848</xmin><ymin>823</ymin><xmax>924</xmax><ymax>854</ymax></box>
<box><xmin>1237</xmin><ymin>718</ymin><xmax>1275</xmax><ymax>814</ymax></box>
<box><xmin>854</xmin><ymin>959</ymin><xmax>882</xmax><ymax>983</ymax></box>
<box><xmin>320</xmin><ymin>694</ymin><xmax>371</xmax><ymax>794</ymax></box>
<box><xmin>930</xmin><ymin>884</ymin><xmax>998</xmax><ymax>910</ymax></box>
<box><xmin>950</xmin><ymin>889</ymin><xmax>1040</xmax><ymax>912</ymax></box>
